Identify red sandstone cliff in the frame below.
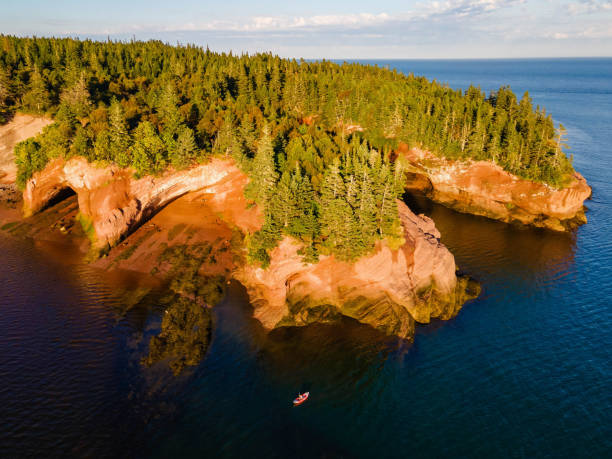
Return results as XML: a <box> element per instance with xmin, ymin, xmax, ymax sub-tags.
<box><xmin>22</xmin><ymin>157</ymin><xmax>260</xmax><ymax>253</ymax></box>
<box><xmin>21</xmin><ymin>156</ymin><xmax>476</xmax><ymax>338</ymax></box>
<box><xmin>235</xmin><ymin>201</ymin><xmax>476</xmax><ymax>338</ymax></box>
<box><xmin>399</xmin><ymin>144</ymin><xmax>591</xmax><ymax>231</ymax></box>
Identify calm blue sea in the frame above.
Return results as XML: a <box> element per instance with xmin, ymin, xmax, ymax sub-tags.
<box><xmin>0</xmin><ymin>58</ymin><xmax>611</xmax><ymax>458</ymax></box>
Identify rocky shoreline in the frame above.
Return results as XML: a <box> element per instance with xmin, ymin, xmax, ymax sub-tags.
<box><xmin>1</xmin><ymin>113</ymin><xmax>594</xmax><ymax>345</ymax></box>
<box><xmin>15</xmin><ymin>153</ymin><xmax>478</xmax><ymax>340</ymax></box>
<box><xmin>7</xmin><ymin>114</ymin><xmax>598</xmax><ymax>343</ymax></box>
<box><xmin>399</xmin><ymin>143</ymin><xmax>592</xmax><ymax>231</ymax></box>
<box><xmin>235</xmin><ymin>202</ymin><xmax>479</xmax><ymax>339</ymax></box>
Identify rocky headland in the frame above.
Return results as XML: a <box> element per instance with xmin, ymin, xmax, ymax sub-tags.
<box><xmin>18</xmin><ymin>150</ymin><xmax>477</xmax><ymax>339</ymax></box>
<box><xmin>235</xmin><ymin>202</ymin><xmax>477</xmax><ymax>338</ymax></box>
<box><xmin>2</xmin><ymin>113</ymin><xmax>596</xmax><ymax>345</ymax></box>
<box><xmin>2</xmin><ymin>112</ymin><xmax>595</xmax><ymax>342</ymax></box>
<box><xmin>398</xmin><ymin>143</ymin><xmax>592</xmax><ymax>231</ymax></box>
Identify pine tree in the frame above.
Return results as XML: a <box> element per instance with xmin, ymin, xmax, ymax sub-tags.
<box><xmin>70</xmin><ymin>126</ymin><xmax>92</xmax><ymax>159</ymax></box>
<box><xmin>22</xmin><ymin>69</ymin><xmax>50</xmax><ymax>113</ymax></box>
<box><xmin>158</xmin><ymin>82</ymin><xmax>183</xmax><ymax>137</ymax></box>
<box><xmin>93</xmin><ymin>129</ymin><xmax>111</xmax><ymax>162</ymax></box>
<box><xmin>0</xmin><ymin>68</ymin><xmax>13</xmax><ymax>123</ymax></box>
<box><xmin>239</xmin><ymin>113</ymin><xmax>257</xmax><ymax>155</ymax></box>
<box><xmin>172</xmin><ymin>126</ymin><xmax>197</xmax><ymax>170</ymax></box>
<box><xmin>289</xmin><ymin>166</ymin><xmax>319</xmax><ymax>239</ymax></box>
<box><xmin>60</xmin><ymin>72</ymin><xmax>91</xmax><ymax>118</ymax></box>
<box><xmin>108</xmin><ymin>100</ymin><xmax>131</xmax><ymax>167</ymax></box>
<box><xmin>357</xmin><ymin>168</ymin><xmax>377</xmax><ymax>247</ymax></box>
<box><xmin>246</xmin><ymin>126</ymin><xmax>278</xmax><ymax>205</ymax></box>
<box><xmin>319</xmin><ymin>158</ymin><xmax>345</xmax><ymax>201</ymax></box>
<box><xmin>131</xmin><ymin>121</ymin><xmax>166</xmax><ymax>176</ymax></box>
<box><xmin>269</xmin><ymin>170</ymin><xmax>295</xmax><ymax>228</ymax></box>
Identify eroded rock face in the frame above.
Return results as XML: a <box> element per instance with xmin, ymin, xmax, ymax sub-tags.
<box><xmin>23</xmin><ymin>156</ymin><xmax>259</xmax><ymax>253</ymax></box>
<box><xmin>235</xmin><ymin>201</ymin><xmax>478</xmax><ymax>339</ymax></box>
<box><xmin>23</xmin><ymin>156</ymin><xmax>477</xmax><ymax>338</ymax></box>
<box><xmin>400</xmin><ymin>144</ymin><xmax>592</xmax><ymax>231</ymax></box>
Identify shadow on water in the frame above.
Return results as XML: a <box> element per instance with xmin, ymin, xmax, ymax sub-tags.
<box><xmin>403</xmin><ymin>191</ymin><xmax>577</xmax><ymax>281</ymax></box>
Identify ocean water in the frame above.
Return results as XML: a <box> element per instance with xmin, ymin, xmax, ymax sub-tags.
<box><xmin>1</xmin><ymin>59</ymin><xmax>611</xmax><ymax>458</ymax></box>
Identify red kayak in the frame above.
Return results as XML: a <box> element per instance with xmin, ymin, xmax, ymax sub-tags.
<box><xmin>293</xmin><ymin>392</ymin><xmax>309</xmax><ymax>406</ymax></box>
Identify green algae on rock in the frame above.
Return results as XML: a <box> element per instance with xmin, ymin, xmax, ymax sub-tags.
<box><xmin>142</xmin><ymin>295</ymin><xmax>213</xmax><ymax>376</ymax></box>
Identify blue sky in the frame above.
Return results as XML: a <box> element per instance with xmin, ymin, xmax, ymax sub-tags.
<box><xmin>2</xmin><ymin>0</ymin><xmax>611</xmax><ymax>58</ymax></box>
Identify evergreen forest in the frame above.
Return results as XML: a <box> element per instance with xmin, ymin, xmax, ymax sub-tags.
<box><xmin>0</xmin><ymin>36</ymin><xmax>575</xmax><ymax>265</ymax></box>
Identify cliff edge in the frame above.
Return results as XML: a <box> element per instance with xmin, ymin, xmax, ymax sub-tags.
<box><xmin>236</xmin><ymin>201</ymin><xmax>477</xmax><ymax>339</ymax></box>
<box><xmin>399</xmin><ymin>144</ymin><xmax>591</xmax><ymax>231</ymax></box>
<box><xmin>22</xmin><ymin>156</ymin><xmax>258</xmax><ymax>254</ymax></box>
<box><xmin>21</xmin><ymin>157</ymin><xmax>477</xmax><ymax>338</ymax></box>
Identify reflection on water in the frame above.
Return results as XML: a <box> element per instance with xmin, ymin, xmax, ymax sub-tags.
<box><xmin>142</xmin><ymin>295</ymin><xmax>212</xmax><ymax>375</ymax></box>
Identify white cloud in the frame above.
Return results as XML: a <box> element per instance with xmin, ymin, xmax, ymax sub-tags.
<box><xmin>41</xmin><ymin>0</ymin><xmax>612</xmax><ymax>58</ymax></box>
<box><xmin>156</xmin><ymin>13</ymin><xmax>393</xmax><ymax>33</ymax></box>
<box><xmin>568</xmin><ymin>0</ymin><xmax>612</xmax><ymax>14</ymax></box>
<box><xmin>67</xmin><ymin>1</ymin><xmax>525</xmax><ymax>35</ymax></box>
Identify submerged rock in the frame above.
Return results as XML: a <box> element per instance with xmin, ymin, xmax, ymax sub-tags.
<box><xmin>142</xmin><ymin>295</ymin><xmax>212</xmax><ymax>375</ymax></box>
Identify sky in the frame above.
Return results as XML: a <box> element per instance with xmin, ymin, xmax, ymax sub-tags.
<box><xmin>2</xmin><ymin>0</ymin><xmax>611</xmax><ymax>59</ymax></box>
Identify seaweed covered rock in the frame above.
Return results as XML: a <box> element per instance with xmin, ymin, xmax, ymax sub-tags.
<box><xmin>142</xmin><ymin>296</ymin><xmax>212</xmax><ymax>375</ymax></box>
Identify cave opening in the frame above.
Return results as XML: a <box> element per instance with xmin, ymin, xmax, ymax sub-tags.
<box><xmin>43</xmin><ymin>187</ymin><xmax>77</xmax><ymax>211</ymax></box>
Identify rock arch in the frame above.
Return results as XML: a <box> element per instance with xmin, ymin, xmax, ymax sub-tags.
<box><xmin>23</xmin><ymin>157</ymin><xmax>255</xmax><ymax>255</ymax></box>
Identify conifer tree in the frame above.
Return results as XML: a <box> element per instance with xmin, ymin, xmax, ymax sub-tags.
<box><xmin>247</xmin><ymin>126</ymin><xmax>278</xmax><ymax>205</ymax></box>
<box><xmin>0</xmin><ymin>68</ymin><xmax>12</xmax><ymax>123</ymax></box>
<box><xmin>172</xmin><ymin>126</ymin><xmax>197</xmax><ymax>170</ymax></box>
<box><xmin>108</xmin><ymin>100</ymin><xmax>131</xmax><ymax>167</ymax></box>
<box><xmin>289</xmin><ymin>166</ymin><xmax>318</xmax><ymax>239</ymax></box>
<box><xmin>70</xmin><ymin>125</ymin><xmax>92</xmax><ymax>159</ymax></box>
<box><xmin>60</xmin><ymin>72</ymin><xmax>91</xmax><ymax>118</ymax></box>
<box><xmin>93</xmin><ymin>129</ymin><xmax>111</xmax><ymax>162</ymax></box>
<box><xmin>131</xmin><ymin>121</ymin><xmax>166</xmax><ymax>176</ymax></box>
<box><xmin>269</xmin><ymin>170</ymin><xmax>296</xmax><ymax>229</ymax></box>
<box><xmin>357</xmin><ymin>168</ymin><xmax>377</xmax><ymax>246</ymax></box>
<box><xmin>158</xmin><ymin>82</ymin><xmax>183</xmax><ymax>137</ymax></box>
<box><xmin>22</xmin><ymin>69</ymin><xmax>50</xmax><ymax>113</ymax></box>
